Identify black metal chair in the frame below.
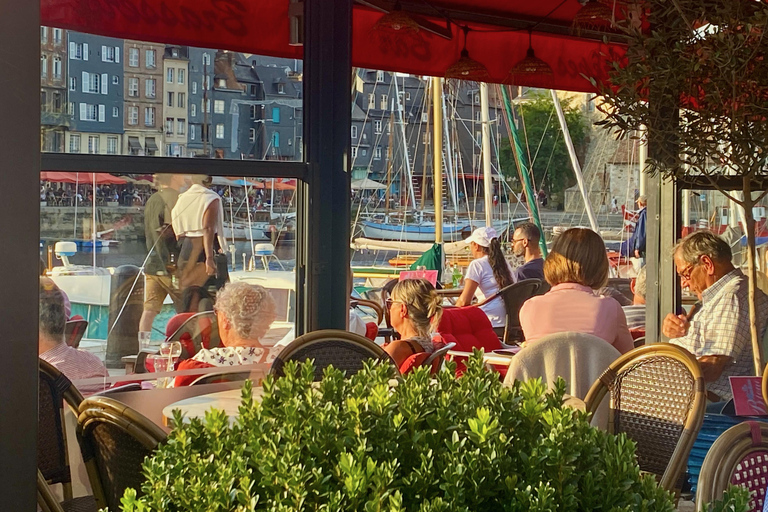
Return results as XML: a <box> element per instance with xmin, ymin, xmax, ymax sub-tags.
<box><xmin>423</xmin><ymin>341</ymin><xmax>456</xmax><ymax>373</ymax></box>
<box><xmin>38</xmin><ymin>359</ymin><xmax>98</xmax><ymax>512</ymax></box>
<box><xmin>270</xmin><ymin>329</ymin><xmax>398</xmax><ymax>380</ymax></box>
<box><xmin>76</xmin><ymin>397</ymin><xmax>167</xmax><ymax>512</ymax></box>
<box><xmin>477</xmin><ymin>278</ymin><xmax>542</xmax><ymax>344</ymax></box>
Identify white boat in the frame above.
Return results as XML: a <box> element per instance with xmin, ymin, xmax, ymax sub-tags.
<box><xmin>223</xmin><ymin>220</ymin><xmax>270</xmax><ymax>241</ymax></box>
<box><xmin>360</xmin><ymin>218</ymin><xmax>469</xmax><ymax>242</ymax></box>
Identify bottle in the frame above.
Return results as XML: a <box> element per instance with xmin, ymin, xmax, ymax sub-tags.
<box><xmin>452</xmin><ymin>264</ymin><xmax>462</xmax><ymax>288</ymax></box>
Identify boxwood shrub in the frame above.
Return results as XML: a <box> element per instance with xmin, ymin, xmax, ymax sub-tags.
<box><xmin>121</xmin><ymin>352</ymin><xmax>683</xmax><ymax>511</ymax></box>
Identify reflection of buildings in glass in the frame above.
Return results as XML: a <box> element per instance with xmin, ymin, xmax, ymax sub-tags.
<box><xmin>187</xmin><ymin>50</ymin><xmax>303</xmax><ymax>160</ymax></box>
<box><xmin>123</xmin><ymin>40</ymin><xmax>164</xmax><ymax>156</ymax></box>
<box><xmin>40</xmin><ymin>26</ymin><xmax>68</xmax><ymax>153</ymax></box>
<box><xmin>64</xmin><ymin>32</ymin><xmax>124</xmax><ymax>155</ymax></box>
<box><xmin>163</xmin><ymin>46</ymin><xmax>189</xmax><ymax>158</ymax></box>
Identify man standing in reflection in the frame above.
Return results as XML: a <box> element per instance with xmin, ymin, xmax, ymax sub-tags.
<box><xmin>139</xmin><ymin>174</ymin><xmax>184</xmax><ymax>337</ymax></box>
<box><xmin>172</xmin><ymin>175</ymin><xmax>227</xmax><ymax>294</ymax></box>
<box><xmin>39</xmin><ymin>278</ymin><xmax>108</xmax><ymax>394</ymax></box>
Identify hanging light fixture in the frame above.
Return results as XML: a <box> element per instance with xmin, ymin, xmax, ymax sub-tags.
<box><xmin>445</xmin><ymin>26</ymin><xmax>490</xmax><ymax>82</ymax></box>
<box><xmin>372</xmin><ymin>1</ymin><xmax>420</xmax><ymax>35</ymax></box>
<box><xmin>509</xmin><ymin>30</ymin><xmax>554</xmax><ymax>88</ymax></box>
<box><xmin>573</xmin><ymin>0</ymin><xmax>614</xmax><ymax>31</ymax></box>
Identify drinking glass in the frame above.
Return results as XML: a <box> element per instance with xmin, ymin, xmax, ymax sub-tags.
<box><xmin>138</xmin><ymin>331</ymin><xmax>152</xmax><ymax>350</ymax></box>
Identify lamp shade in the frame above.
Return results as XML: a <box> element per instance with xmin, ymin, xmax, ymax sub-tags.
<box><xmin>509</xmin><ymin>46</ymin><xmax>554</xmax><ymax>88</ymax></box>
<box><xmin>573</xmin><ymin>1</ymin><xmax>614</xmax><ymax>30</ymax></box>
<box><xmin>372</xmin><ymin>9</ymin><xmax>420</xmax><ymax>35</ymax></box>
<box><xmin>445</xmin><ymin>48</ymin><xmax>491</xmax><ymax>81</ymax></box>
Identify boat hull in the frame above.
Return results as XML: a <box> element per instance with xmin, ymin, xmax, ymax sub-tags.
<box><xmin>361</xmin><ymin>221</ymin><xmax>469</xmax><ymax>242</ymax></box>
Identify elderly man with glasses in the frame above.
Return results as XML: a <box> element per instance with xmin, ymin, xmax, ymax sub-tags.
<box><xmin>663</xmin><ymin>230</ymin><xmax>768</xmax><ymax>402</ymax></box>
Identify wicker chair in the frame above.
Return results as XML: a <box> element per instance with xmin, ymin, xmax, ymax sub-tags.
<box><xmin>697</xmin><ymin>421</ymin><xmax>768</xmax><ymax>511</ymax></box>
<box><xmin>476</xmin><ymin>278</ymin><xmax>541</xmax><ymax>344</ymax></box>
<box><xmin>762</xmin><ymin>354</ymin><xmax>768</xmax><ymax>408</ymax></box>
<box><xmin>584</xmin><ymin>344</ymin><xmax>706</xmax><ymax>492</ymax></box>
<box><xmin>38</xmin><ymin>359</ymin><xmax>98</xmax><ymax>512</ymax></box>
<box><xmin>76</xmin><ymin>396</ymin><xmax>167</xmax><ymax>512</ymax></box>
<box><xmin>38</xmin><ymin>469</ymin><xmax>65</xmax><ymax>512</ymax></box>
<box><xmin>270</xmin><ymin>329</ymin><xmax>397</xmax><ymax>380</ymax></box>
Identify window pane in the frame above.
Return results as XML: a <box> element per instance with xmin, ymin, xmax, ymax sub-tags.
<box><xmin>40</xmin><ymin>172</ymin><xmax>298</xmax><ymax>391</ymax></box>
<box><xmin>41</xmin><ymin>31</ymin><xmax>304</xmax><ymax>161</ymax></box>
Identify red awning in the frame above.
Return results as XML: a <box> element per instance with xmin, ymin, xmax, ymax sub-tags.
<box><xmin>40</xmin><ymin>0</ymin><xmax>623</xmax><ymax>93</ymax></box>
<box><xmin>40</xmin><ymin>172</ymin><xmax>127</xmax><ymax>185</ymax></box>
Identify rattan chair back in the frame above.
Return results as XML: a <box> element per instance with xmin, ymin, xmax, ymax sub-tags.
<box><xmin>76</xmin><ymin>396</ymin><xmax>166</xmax><ymax>511</ymax></box>
<box><xmin>697</xmin><ymin>421</ymin><xmax>768</xmax><ymax>511</ymax></box>
<box><xmin>584</xmin><ymin>344</ymin><xmax>706</xmax><ymax>492</ymax></box>
<box><xmin>351</xmin><ymin>295</ymin><xmax>384</xmax><ymax>325</ymax></box>
<box><xmin>270</xmin><ymin>329</ymin><xmax>397</xmax><ymax>380</ymax></box>
<box><xmin>762</xmin><ymin>360</ymin><xmax>768</xmax><ymax>408</ymax></box>
<box><xmin>38</xmin><ymin>359</ymin><xmax>84</xmax><ymax>501</ymax></box>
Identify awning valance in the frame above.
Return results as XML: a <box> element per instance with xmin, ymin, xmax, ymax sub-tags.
<box><xmin>40</xmin><ymin>0</ymin><xmax>624</xmax><ymax>93</ymax></box>
<box><xmin>127</xmin><ymin>137</ymin><xmax>141</xmax><ymax>150</ymax></box>
<box><xmin>145</xmin><ymin>137</ymin><xmax>159</xmax><ymax>151</ymax></box>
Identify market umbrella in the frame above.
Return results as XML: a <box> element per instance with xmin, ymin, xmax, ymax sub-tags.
<box><xmin>40</xmin><ymin>172</ymin><xmax>127</xmax><ymax>185</ymax></box>
<box><xmin>265</xmin><ymin>179</ymin><xmax>296</xmax><ymax>190</ymax></box>
<box><xmin>351</xmin><ymin>177</ymin><xmax>387</xmax><ymax>190</ymax></box>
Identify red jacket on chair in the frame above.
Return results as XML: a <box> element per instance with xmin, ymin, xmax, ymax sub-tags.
<box><xmin>437</xmin><ymin>307</ymin><xmax>505</xmax><ymax>378</ymax></box>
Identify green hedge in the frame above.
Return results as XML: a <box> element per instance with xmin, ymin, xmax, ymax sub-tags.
<box><xmin>122</xmin><ymin>352</ymin><xmax>682</xmax><ymax>511</ymax></box>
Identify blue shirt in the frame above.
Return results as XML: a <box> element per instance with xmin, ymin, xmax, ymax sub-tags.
<box><xmin>513</xmin><ymin>258</ymin><xmax>545</xmax><ymax>282</ymax></box>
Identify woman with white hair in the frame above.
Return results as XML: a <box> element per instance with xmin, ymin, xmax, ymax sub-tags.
<box><xmin>174</xmin><ymin>282</ymin><xmax>278</xmax><ymax>385</ymax></box>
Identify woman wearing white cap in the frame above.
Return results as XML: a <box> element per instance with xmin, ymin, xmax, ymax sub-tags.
<box><xmin>455</xmin><ymin>226</ymin><xmax>515</xmax><ymax>327</ymax></box>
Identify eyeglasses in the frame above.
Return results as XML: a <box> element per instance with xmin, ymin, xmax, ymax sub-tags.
<box><xmin>511</xmin><ymin>237</ymin><xmax>528</xmax><ymax>243</ymax></box>
<box><xmin>677</xmin><ymin>260</ymin><xmax>700</xmax><ymax>281</ymax></box>
<box><xmin>385</xmin><ymin>298</ymin><xmax>408</xmax><ymax>308</ymax></box>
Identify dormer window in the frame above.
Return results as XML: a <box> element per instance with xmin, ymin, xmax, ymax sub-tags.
<box><xmin>218</xmin><ymin>78</ymin><xmax>226</xmax><ymax>88</ymax></box>
<box><xmin>277</xmin><ymin>83</ymin><xmax>286</xmax><ymax>94</ymax></box>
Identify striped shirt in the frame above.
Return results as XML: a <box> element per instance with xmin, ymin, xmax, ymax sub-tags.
<box><xmin>670</xmin><ymin>269</ymin><xmax>768</xmax><ymax>400</ymax></box>
<box><xmin>40</xmin><ymin>343</ymin><xmax>109</xmax><ymax>395</ymax></box>
<box><xmin>622</xmin><ymin>305</ymin><xmax>646</xmax><ymax>330</ymax></box>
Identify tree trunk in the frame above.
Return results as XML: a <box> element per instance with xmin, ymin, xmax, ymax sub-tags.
<box><xmin>743</xmin><ymin>175</ymin><xmax>762</xmax><ymax>376</ymax></box>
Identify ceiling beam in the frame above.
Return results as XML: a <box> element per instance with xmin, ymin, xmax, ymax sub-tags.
<box><xmin>355</xmin><ymin>0</ymin><xmax>628</xmax><ymax>44</ymax></box>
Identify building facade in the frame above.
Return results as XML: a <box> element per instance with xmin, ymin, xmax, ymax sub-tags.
<box><xmin>65</xmin><ymin>32</ymin><xmax>124</xmax><ymax>155</ymax></box>
<box><xmin>187</xmin><ymin>48</ymin><xmax>215</xmax><ymax>157</ymax></box>
<box><xmin>162</xmin><ymin>46</ymin><xmax>189</xmax><ymax>157</ymax></box>
<box><xmin>123</xmin><ymin>40</ymin><xmax>164</xmax><ymax>156</ymax></box>
<box><xmin>40</xmin><ymin>26</ymin><xmax>68</xmax><ymax>153</ymax></box>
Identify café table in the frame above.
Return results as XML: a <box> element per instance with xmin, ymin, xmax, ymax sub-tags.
<box><xmin>162</xmin><ymin>387</ymin><xmax>261</xmax><ymax>426</ymax></box>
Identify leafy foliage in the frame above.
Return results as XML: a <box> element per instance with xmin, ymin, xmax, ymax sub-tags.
<box><xmin>121</xmin><ymin>353</ymin><xmax>675</xmax><ymax>512</ymax></box>
<box><xmin>595</xmin><ymin>0</ymin><xmax>768</xmax><ymax>187</ymax></box>
<box><xmin>700</xmin><ymin>486</ymin><xmax>751</xmax><ymax>512</ymax></box>
<box><xmin>499</xmin><ymin>93</ymin><xmax>589</xmax><ymax>196</ymax></box>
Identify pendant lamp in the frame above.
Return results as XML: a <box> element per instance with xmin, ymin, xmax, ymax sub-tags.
<box><xmin>445</xmin><ymin>26</ymin><xmax>490</xmax><ymax>82</ymax></box>
<box><xmin>372</xmin><ymin>1</ymin><xmax>420</xmax><ymax>35</ymax></box>
<box><xmin>573</xmin><ymin>0</ymin><xmax>614</xmax><ymax>31</ymax></box>
<box><xmin>509</xmin><ymin>31</ymin><xmax>554</xmax><ymax>88</ymax></box>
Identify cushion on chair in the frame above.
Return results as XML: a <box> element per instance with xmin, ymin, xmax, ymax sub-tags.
<box><xmin>364</xmin><ymin>322</ymin><xmax>379</xmax><ymax>341</ymax></box>
<box><xmin>437</xmin><ymin>307</ymin><xmax>504</xmax><ymax>377</ymax></box>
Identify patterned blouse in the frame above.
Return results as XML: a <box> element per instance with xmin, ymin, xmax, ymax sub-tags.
<box><xmin>192</xmin><ymin>345</ymin><xmax>283</xmax><ymax>367</ymax></box>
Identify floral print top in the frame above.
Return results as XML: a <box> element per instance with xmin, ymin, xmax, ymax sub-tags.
<box><xmin>192</xmin><ymin>345</ymin><xmax>282</xmax><ymax>367</ymax></box>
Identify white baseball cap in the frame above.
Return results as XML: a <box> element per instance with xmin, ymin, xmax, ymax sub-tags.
<box><xmin>465</xmin><ymin>226</ymin><xmax>498</xmax><ymax>247</ymax></box>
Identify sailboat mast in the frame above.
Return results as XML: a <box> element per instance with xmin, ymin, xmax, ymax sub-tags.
<box><xmin>392</xmin><ymin>74</ymin><xmax>416</xmax><ymax>209</ymax></box>
<box><xmin>480</xmin><ymin>83</ymin><xmax>493</xmax><ymax>227</ymax></box>
<box><xmin>432</xmin><ymin>77</ymin><xmax>444</xmax><ymax>245</ymax></box>
<box><xmin>420</xmin><ymin>84</ymin><xmax>431</xmax><ymax>211</ymax></box>
<box><xmin>385</xmin><ymin>108</ymin><xmax>394</xmax><ymax>215</ymax></box>
<box><xmin>550</xmin><ymin>90</ymin><xmax>599</xmax><ymax>233</ymax></box>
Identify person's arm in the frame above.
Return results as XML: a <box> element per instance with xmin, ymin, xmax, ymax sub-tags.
<box><xmin>613</xmin><ymin>303</ymin><xmax>635</xmax><ymax>354</ymax></box>
<box><xmin>698</xmin><ymin>355</ymin><xmax>732</xmax><ymax>383</ymax></box>
<box><xmin>202</xmin><ymin>199</ymin><xmax>219</xmax><ymax>276</ymax></box>
<box><xmin>455</xmin><ymin>279</ymin><xmax>479</xmax><ymax>307</ymax></box>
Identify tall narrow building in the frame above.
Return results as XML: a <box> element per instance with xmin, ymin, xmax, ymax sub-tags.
<box><xmin>163</xmin><ymin>46</ymin><xmax>189</xmax><ymax>157</ymax></box>
<box><xmin>40</xmin><ymin>26</ymin><xmax>68</xmax><ymax>153</ymax></box>
<box><xmin>123</xmin><ymin>40</ymin><xmax>164</xmax><ymax>156</ymax></box>
<box><xmin>65</xmin><ymin>32</ymin><xmax>124</xmax><ymax>155</ymax></box>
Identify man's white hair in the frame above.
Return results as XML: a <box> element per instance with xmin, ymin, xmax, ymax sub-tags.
<box><xmin>214</xmin><ymin>282</ymin><xmax>276</xmax><ymax>340</ymax></box>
